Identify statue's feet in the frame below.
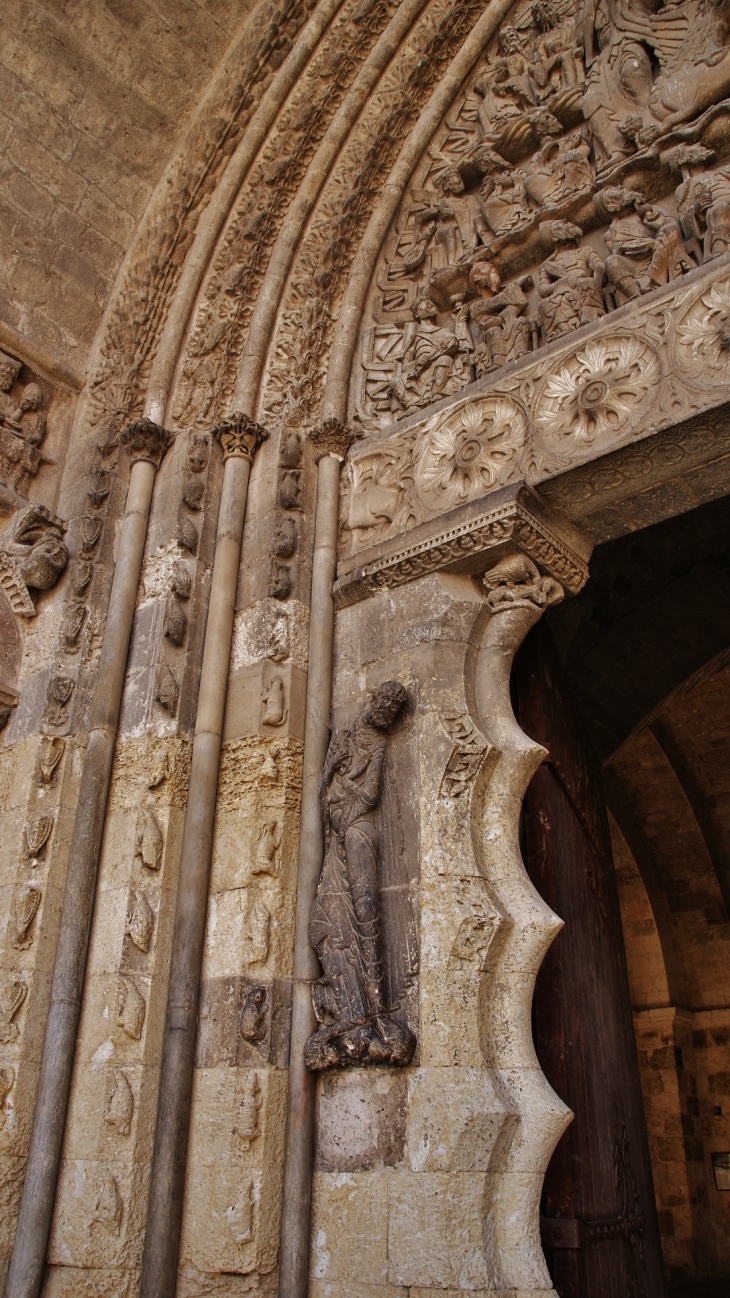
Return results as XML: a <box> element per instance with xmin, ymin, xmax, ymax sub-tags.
<box><xmin>304</xmin><ymin>1015</ymin><xmax>416</xmax><ymax>1071</ymax></box>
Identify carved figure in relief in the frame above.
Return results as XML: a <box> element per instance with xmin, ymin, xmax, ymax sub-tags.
<box><xmin>90</xmin><ymin>1172</ymin><xmax>123</xmax><ymax>1235</ymax></box>
<box><xmin>0</xmin><ymin>979</ymin><xmax>27</xmax><ymax>1043</ymax></box>
<box><xmin>473</xmin><ymin>164</ymin><xmax>532</xmax><ymax>242</ymax></box>
<box><xmin>390</xmin><ymin>297</ymin><xmax>467</xmax><ymax>412</ymax></box>
<box><xmin>125</xmin><ymin>888</ymin><xmax>155</xmax><ymax>952</ymax></box>
<box><xmin>117</xmin><ymin>976</ymin><xmax>146</xmax><ymax>1040</ymax></box>
<box><xmin>261</xmin><ymin>674</ymin><xmax>287</xmax><ymax>726</ymax></box>
<box><xmin>235</xmin><ymin>1073</ymin><xmax>262</xmax><ymax>1148</ymax></box>
<box><xmin>105</xmin><ymin>1068</ymin><xmax>134</xmax><ymax>1136</ymax></box>
<box><xmin>675</xmin><ymin>153</ymin><xmax>730</xmax><ymax>260</ymax></box>
<box><xmin>0</xmin><ymin>382</ymin><xmax>47</xmax><ymax>495</ymax></box>
<box><xmin>251</xmin><ymin>820</ymin><xmax>282</xmax><ymax>877</ymax></box>
<box><xmin>0</xmin><ymin>1066</ymin><xmax>14</xmax><ymax>1129</ymax></box>
<box><xmin>227</xmin><ymin>1180</ymin><xmax>254</xmax><ymax>1245</ymax></box>
<box><xmin>244</xmin><ymin>896</ymin><xmax>271</xmax><ymax>965</ymax></box>
<box><xmin>0</xmin><ymin>353</ymin><xmax>21</xmax><ymax>412</ymax></box>
<box><xmin>240</xmin><ymin>986</ymin><xmax>267</xmax><ymax>1043</ymax></box>
<box><xmin>135</xmin><ymin>801</ymin><xmax>164</xmax><ymax>871</ymax></box>
<box><xmin>538</xmin><ymin>221</ymin><xmax>606</xmax><ymax>341</ymax></box>
<box><xmin>639</xmin><ymin>205</ymin><xmax>695</xmax><ymax>287</ymax></box>
<box><xmin>465</xmin><ymin>262</ymin><xmax>536</xmax><ymax>376</ymax></box>
<box><xmin>530</xmin><ymin>1</ymin><xmax>585</xmax><ymax>97</ymax></box>
<box><xmin>13</xmin><ymin>885</ymin><xmax>41</xmax><ymax>949</ymax></box>
<box><xmin>483</xmin><ymin>552</ymin><xmax>563</xmax><ymax>613</ymax></box>
<box><xmin>306</xmin><ymin>681</ymin><xmax>416</xmax><ymax>1072</ymax></box>
<box><xmin>1</xmin><ymin>507</ymin><xmax>69</xmax><ymax>604</ymax></box>
<box><xmin>601</xmin><ymin>188</ymin><xmax>657</xmax><ymax>303</ymax></box>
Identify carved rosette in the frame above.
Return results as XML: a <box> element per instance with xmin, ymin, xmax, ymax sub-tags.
<box><xmin>674</xmin><ymin>278</ymin><xmax>730</xmax><ymax>383</ymax></box>
<box><xmin>308</xmin><ymin>417</ymin><xmax>355</xmax><ymax>464</ymax></box>
<box><xmin>532</xmin><ymin>337</ymin><xmax>661</xmax><ymax>457</ymax></box>
<box><xmin>120</xmin><ymin>418</ymin><xmax>176</xmax><ymax>469</ymax></box>
<box><xmin>212</xmin><ymin>412</ymin><xmax>268</xmax><ymax>463</ymax></box>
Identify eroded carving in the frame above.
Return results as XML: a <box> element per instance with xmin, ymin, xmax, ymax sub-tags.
<box><xmin>0</xmin><ymin>1066</ymin><xmax>14</xmax><ymax>1129</ymax></box>
<box><xmin>306</xmin><ymin>680</ymin><xmax>416</xmax><ymax>1071</ymax></box>
<box><xmin>240</xmin><ymin>986</ymin><xmax>267</xmax><ymax>1043</ymax></box>
<box><xmin>228</xmin><ymin>1180</ymin><xmax>254</xmax><ymax>1246</ymax></box>
<box><xmin>0</xmin><ymin>507</ymin><xmax>69</xmax><ymax>617</ymax></box>
<box><xmin>261</xmin><ymin>674</ymin><xmax>288</xmax><ymax>727</ymax></box>
<box><xmin>483</xmin><ymin>552</ymin><xmax>563</xmax><ymax>613</ymax></box>
<box><xmin>251</xmin><ymin>821</ymin><xmax>281</xmax><ymax>878</ymax></box>
<box><xmin>125</xmin><ymin>889</ymin><xmax>155</xmax><ymax>952</ymax></box>
<box><xmin>105</xmin><ymin>1068</ymin><xmax>134</xmax><ymax>1136</ymax></box>
<box><xmin>90</xmin><ymin>1172</ymin><xmax>123</xmax><ymax>1235</ymax></box>
<box><xmin>244</xmin><ymin>896</ymin><xmax>271</xmax><ymax>965</ymax></box>
<box><xmin>46</xmin><ymin>673</ymin><xmax>74</xmax><ymax>727</ymax></box>
<box><xmin>13</xmin><ymin>885</ymin><xmax>41</xmax><ymax>950</ymax></box>
<box><xmin>117</xmin><ymin>976</ymin><xmax>146</xmax><ymax>1040</ymax></box>
<box><xmin>135</xmin><ymin>802</ymin><xmax>164</xmax><ymax>871</ymax></box>
<box><xmin>164</xmin><ymin>597</ymin><xmax>187</xmax><ymax>647</ymax></box>
<box><xmin>234</xmin><ymin>1073</ymin><xmax>262</xmax><ymax>1149</ymax></box>
<box><xmin>0</xmin><ymin>979</ymin><xmax>27</xmax><ymax>1043</ymax></box>
<box><xmin>156</xmin><ymin>664</ymin><xmax>179</xmax><ymax>715</ymax></box>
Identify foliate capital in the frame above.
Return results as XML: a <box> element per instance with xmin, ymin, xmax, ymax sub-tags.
<box><xmin>213</xmin><ymin>413</ymin><xmax>269</xmax><ymax>463</ymax></box>
<box><xmin>308</xmin><ymin>417</ymin><xmax>355</xmax><ymax>464</ymax></box>
<box><xmin>121</xmin><ymin>418</ymin><xmax>175</xmax><ymax>469</ymax></box>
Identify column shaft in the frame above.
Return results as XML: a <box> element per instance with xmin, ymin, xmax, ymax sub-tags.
<box><xmin>6</xmin><ymin>452</ymin><xmax>163</xmax><ymax>1298</ymax></box>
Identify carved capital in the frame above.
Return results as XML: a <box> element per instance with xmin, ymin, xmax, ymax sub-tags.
<box><xmin>120</xmin><ymin>418</ymin><xmax>175</xmax><ymax>469</ymax></box>
<box><xmin>0</xmin><ymin>506</ymin><xmax>69</xmax><ymax>617</ymax></box>
<box><xmin>212</xmin><ymin>412</ymin><xmax>268</xmax><ymax>463</ymax></box>
<box><xmin>308</xmin><ymin>417</ymin><xmax>355</xmax><ymax>464</ymax></box>
<box><xmin>482</xmin><ymin>554</ymin><xmax>564</xmax><ymax>615</ymax></box>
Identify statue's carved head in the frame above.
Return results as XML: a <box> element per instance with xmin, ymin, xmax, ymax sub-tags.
<box><xmin>365</xmin><ymin>680</ymin><xmax>408</xmax><ymax>730</ymax></box>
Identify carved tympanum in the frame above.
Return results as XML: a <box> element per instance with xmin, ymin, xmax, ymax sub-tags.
<box><xmin>305</xmin><ymin>680</ymin><xmax>417</xmax><ymax>1071</ymax></box>
<box><xmin>355</xmin><ymin>0</ymin><xmax>730</xmax><ymax>435</ymax></box>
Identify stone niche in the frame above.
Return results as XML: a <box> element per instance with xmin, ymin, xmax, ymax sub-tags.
<box><xmin>309</xmin><ymin>483</ymin><xmax>592</xmax><ymax>1296</ymax></box>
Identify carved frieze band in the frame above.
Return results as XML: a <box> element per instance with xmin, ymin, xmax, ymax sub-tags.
<box><xmin>334</xmin><ymin>483</ymin><xmax>591</xmax><ymax>608</ymax></box>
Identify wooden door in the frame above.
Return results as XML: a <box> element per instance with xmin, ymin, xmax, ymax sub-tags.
<box><xmin>514</xmin><ymin>621</ymin><xmax>667</xmax><ymax>1298</ymax></box>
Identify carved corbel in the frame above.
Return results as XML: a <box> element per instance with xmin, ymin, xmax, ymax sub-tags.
<box><xmin>120</xmin><ymin>417</ymin><xmax>175</xmax><ymax>469</ymax></box>
<box><xmin>308</xmin><ymin>416</ymin><xmax>356</xmax><ymax>463</ymax></box>
<box><xmin>0</xmin><ymin>505</ymin><xmax>69</xmax><ymax>617</ymax></box>
<box><xmin>212</xmin><ymin>412</ymin><xmax>268</xmax><ymax>463</ymax></box>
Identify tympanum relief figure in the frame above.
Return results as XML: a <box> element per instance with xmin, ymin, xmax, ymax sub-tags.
<box><xmin>305</xmin><ymin>681</ymin><xmax>417</xmax><ymax>1072</ymax></box>
<box><xmin>0</xmin><ymin>352</ymin><xmax>48</xmax><ymax>496</ymax></box>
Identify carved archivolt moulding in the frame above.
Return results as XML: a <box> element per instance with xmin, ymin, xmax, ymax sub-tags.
<box><xmin>335</xmin><ymin>480</ymin><xmax>592</xmax><ymax>609</ymax></box>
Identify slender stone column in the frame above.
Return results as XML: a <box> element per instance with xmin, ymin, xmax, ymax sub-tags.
<box><xmin>5</xmin><ymin>419</ymin><xmax>174</xmax><ymax>1298</ymax></box>
<box><xmin>139</xmin><ymin>413</ymin><xmax>267</xmax><ymax>1298</ymax></box>
<box><xmin>278</xmin><ymin>417</ymin><xmax>354</xmax><ymax>1298</ymax></box>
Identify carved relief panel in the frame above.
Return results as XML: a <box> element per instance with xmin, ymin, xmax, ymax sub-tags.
<box><xmin>352</xmin><ymin>0</ymin><xmax>730</xmax><ymax>443</ymax></box>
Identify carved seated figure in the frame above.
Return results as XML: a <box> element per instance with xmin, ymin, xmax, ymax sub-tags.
<box><xmin>529</xmin><ymin>0</ymin><xmax>584</xmax><ymax>99</ymax></box>
<box><xmin>601</xmin><ymin>188</ymin><xmax>656</xmax><ymax>305</ymax></box>
<box><xmin>390</xmin><ymin>297</ymin><xmax>467</xmax><ymax>412</ymax></box>
<box><xmin>677</xmin><ymin>166</ymin><xmax>730</xmax><ymax>262</ymax></box>
<box><xmin>306</xmin><ymin>681</ymin><xmax>416</xmax><ymax>1071</ymax></box>
<box><xmin>474</xmin><ymin>164</ymin><xmax>532</xmax><ymax>243</ymax></box>
<box><xmin>466</xmin><ymin>261</ymin><xmax>536</xmax><ymax>376</ymax></box>
<box><xmin>0</xmin><ymin>383</ymin><xmax>46</xmax><ymax>496</ymax></box>
<box><xmin>538</xmin><ymin>221</ymin><xmax>606</xmax><ymax>343</ymax></box>
<box><xmin>638</xmin><ymin>204</ymin><xmax>695</xmax><ymax>289</ymax></box>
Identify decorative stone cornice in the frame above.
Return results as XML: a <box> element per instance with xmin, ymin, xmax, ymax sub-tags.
<box><xmin>308</xmin><ymin>417</ymin><xmax>355</xmax><ymax>464</ymax></box>
<box><xmin>121</xmin><ymin>418</ymin><xmax>175</xmax><ymax>469</ymax></box>
<box><xmin>333</xmin><ymin>482</ymin><xmax>592</xmax><ymax>609</ymax></box>
<box><xmin>212</xmin><ymin>412</ymin><xmax>268</xmax><ymax>463</ymax></box>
